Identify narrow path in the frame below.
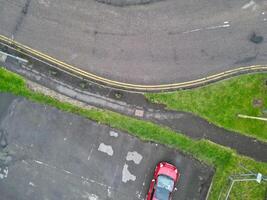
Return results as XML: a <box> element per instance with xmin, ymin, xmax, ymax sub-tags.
<box><xmin>2</xmin><ymin>56</ymin><xmax>267</xmax><ymax>162</ymax></box>
<box><xmin>146</xmin><ymin>110</ymin><xmax>267</xmax><ymax>162</ymax></box>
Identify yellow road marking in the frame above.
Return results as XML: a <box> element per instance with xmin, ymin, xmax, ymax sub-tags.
<box><xmin>0</xmin><ymin>34</ymin><xmax>266</xmax><ymax>91</ymax></box>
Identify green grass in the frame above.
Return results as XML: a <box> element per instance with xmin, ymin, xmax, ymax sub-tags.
<box><xmin>0</xmin><ymin>68</ymin><xmax>266</xmax><ymax>200</ymax></box>
<box><xmin>146</xmin><ymin>73</ymin><xmax>267</xmax><ymax>142</ymax></box>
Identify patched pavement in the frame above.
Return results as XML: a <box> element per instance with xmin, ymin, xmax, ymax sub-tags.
<box><xmin>0</xmin><ymin>93</ymin><xmax>213</xmax><ymax>200</ymax></box>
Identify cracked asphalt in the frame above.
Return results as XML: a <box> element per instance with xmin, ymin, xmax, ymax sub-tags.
<box><xmin>0</xmin><ymin>93</ymin><xmax>213</xmax><ymax>200</ymax></box>
<box><xmin>0</xmin><ymin>0</ymin><xmax>267</xmax><ymax>84</ymax></box>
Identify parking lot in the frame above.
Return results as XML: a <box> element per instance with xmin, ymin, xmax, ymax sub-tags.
<box><xmin>0</xmin><ymin>93</ymin><xmax>213</xmax><ymax>200</ymax></box>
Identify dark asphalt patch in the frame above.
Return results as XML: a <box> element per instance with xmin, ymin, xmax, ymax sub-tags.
<box><xmin>234</xmin><ymin>55</ymin><xmax>257</xmax><ymax>65</ymax></box>
<box><xmin>0</xmin><ymin>129</ymin><xmax>8</xmax><ymax>149</ymax></box>
<box><xmin>12</xmin><ymin>0</ymin><xmax>31</xmax><ymax>36</ymax></box>
<box><xmin>0</xmin><ymin>93</ymin><xmax>213</xmax><ymax>200</ymax></box>
<box><xmin>250</xmin><ymin>32</ymin><xmax>264</xmax><ymax>44</ymax></box>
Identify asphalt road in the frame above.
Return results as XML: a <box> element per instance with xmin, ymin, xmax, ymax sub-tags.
<box><xmin>0</xmin><ymin>0</ymin><xmax>266</xmax><ymax>84</ymax></box>
<box><xmin>0</xmin><ymin>93</ymin><xmax>213</xmax><ymax>200</ymax></box>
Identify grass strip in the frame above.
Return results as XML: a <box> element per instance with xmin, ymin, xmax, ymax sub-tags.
<box><xmin>0</xmin><ymin>68</ymin><xmax>266</xmax><ymax>199</ymax></box>
<box><xmin>146</xmin><ymin>73</ymin><xmax>267</xmax><ymax>142</ymax></box>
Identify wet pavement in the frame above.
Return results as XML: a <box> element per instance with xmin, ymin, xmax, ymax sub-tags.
<box><xmin>0</xmin><ymin>93</ymin><xmax>213</xmax><ymax>200</ymax></box>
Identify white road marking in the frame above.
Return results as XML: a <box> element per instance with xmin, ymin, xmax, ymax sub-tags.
<box><xmin>98</xmin><ymin>143</ymin><xmax>114</xmax><ymax>156</ymax></box>
<box><xmin>182</xmin><ymin>28</ymin><xmax>201</xmax><ymax>34</ymax></box>
<box><xmin>87</xmin><ymin>146</ymin><xmax>94</xmax><ymax>161</ymax></box>
<box><xmin>22</xmin><ymin>160</ymin><xmax>29</xmax><ymax>165</ymax></box>
<box><xmin>182</xmin><ymin>22</ymin><xmax>230</xmax><ymax>35</ymax></box>
<box><xmin>0</xmin><ymin>167</ymin><xmax>8</xmax><ymax>179</ymax></box>
<box><xmin>109</xmin><ymin>131</ymin><xmax>119</xmax><ymax>138</ymax></box>
<box><xmin>242</xmin><ymin>0</ymin><xmax>255</xmax><ymax>9</ymax></box>
<box><xmin>39</xmin><ymin>0</ymin><xmax>50</xmax><ymax>7</ymax></box>
<box><xmin>126</xmin><ymin>151</ymin><xmax>143</xmax><ymax>164</ymax></box>
<box><xmin>205</xmin><ymin>24</ymin><xmax>230</xmax><ymax>30</ymax></box>
<box><xmin>34</xmin><ymin>160</ymin><xmax>44</xmax><ymax>165</ymax></box>
<box><xmin>82</xmin><ymin>192</ymin><xmax>99</xmax><ymax>200</ymax></box>
<box><xmin>63</xmin><ymin>170</ymin><xmax>73</xmax><ymax>175</ymax></box>
<box><xmin>31</xmin><ymin>160</ymin><xmax>112</xmax><ymax>189</ymax></box>
<box><xmin>107</xmin><ymin>187</ymin><xmax>112</xmax><ymax>197</ymax></box>
<box><xmin>29</xmin><ymin>182</ymin><xmax>36</xmax><ymax>187</ymax></box>
<box><xmin>122</xmin><ymin>164</ymin><xmax>136</xmax><ymax>183</ymax></box>
<box><xmin>136</xmin><ymin>191</ymin><xmax>142</xmax><ymax>199</ymax></box>
<box><xmin>34</xmin><ymin>160</ymin><xmax>53</xmax><ymax>168</ymax></box>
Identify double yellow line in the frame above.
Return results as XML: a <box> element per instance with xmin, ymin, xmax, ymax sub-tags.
<box><xmin>1</xmin><ymin>34</ymin><xmax>266</xmax><ymax>92</ymax></box>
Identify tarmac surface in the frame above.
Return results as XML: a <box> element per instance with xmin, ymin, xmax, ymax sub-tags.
<box><xmin>0</xmin><ymin>93</ymin><xmax>213</xmax><ymax>200</ymax></box>
<box><xmin>2</xmin><ymin>60</ymin><xmax>267</xmax><ymax>162</ymax></box>
<box><xmin>0</xmin><ymin>0</ymin><xmax>267</xmax><ymax>84</ymax></box>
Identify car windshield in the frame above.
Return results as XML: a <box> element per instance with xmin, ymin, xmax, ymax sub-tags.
<box><xmin>157</xmin><ymin>175</ymin><xmax>174</xmax><ymax>191</ymax></box>
<box><xmin>155</xmin><ymin>175</ymin><xmax>174</xmax><ymax>199</ymax></box>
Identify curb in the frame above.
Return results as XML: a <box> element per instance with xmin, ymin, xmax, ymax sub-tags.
<box><xmin>1</xmin><ymin>34</ymin><xmax>267</xmax><ymax>92</ymax></box>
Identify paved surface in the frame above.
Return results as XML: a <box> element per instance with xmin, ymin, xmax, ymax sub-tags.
<box><xmin>0</xmin><ymin>93</ymin><xmax>213</xmax><ymax>200</ymax></box>
<box><xmin>146</xmin><ymin>110</ymin><xmax>267</xmax><ymax>162</ymax></box>
<box><xmin>3</xmin><ymin>62</ymin><xmax>267</xmax><ymax>162</ymax></box>
<box><xmin>0</xmin><ymin>0</ymin><xmax>267</xmax><ymax>84</ymax></box>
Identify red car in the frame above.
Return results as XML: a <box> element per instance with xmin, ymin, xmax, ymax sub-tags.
<box><xmin>146</xmin><ymin>162</ymin><xmax>180</xmax><ymax>200</ymax></box>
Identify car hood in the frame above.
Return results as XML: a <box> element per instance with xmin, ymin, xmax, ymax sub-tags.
<box><xmin>158</xmin><ymin>167</ymin><xmax>177</xmax><ymax>180</ymax></box>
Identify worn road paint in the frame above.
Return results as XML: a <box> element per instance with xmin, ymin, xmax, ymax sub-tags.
<box><xmin>98</xmin><ymin>143</ymin><xmax>114</xmax><ymax>156</ymax></box>
<box><xmin>0</xmin><ymin>166</ymin><xmax>8</xmax><ymax>179</ymax></box>
<box><xmin>242</xmin><ymin>0</ymin><xmax>255</xmax><ymax>9</ymax></box>
<box><xmin>122</xmin><ymin>164</ymin><xmax>136</xmax><ymax>183</ymax></box>
<box><xmin>242</xmin><ymin>0</ymin><xmax>258</xmax><ymax>11</ymax></box>
<box><xmin>107</xmin><ymin>187</ymin><xmax>112</xmax><ymax>197</ymax></box>
<box><xmin>82</xmin><ymin>192</ymin><xmax>99</xmax><ymax>200</ymax></box>
<box><xmin>205</xmin><ymin>24</ymin><xmax>230</xmax><ymax>30</ymax></box>
<box><xmin>29</xmin><ymin>182</ymin><xmax>36</xmax><ymax>187</ymax></box>
<box><xmin>38</xmin><ymin>0</ymin><xmax>50</xmax><ymax>7</ymax></box>
<box><xmin>126</xmin><ymin>151</ymin><xmax>143</xmax><ymax>165</ymax></box>
<box><xmin>182</xmin><ymin>23</ymin><xmax>230</xmax><ymax>35</ymax></box>
<box><xmin>182</xmin><ymin>28</ymin><xmax>201</xmax><ymax>34</ymax></box>
<box><xmin>87</xmin><ymin>146</ymin><xmax>94</xmax><ymax>161</ymax></box>
<box><xmin>33</xmin><ymin>159</ymin><xmax>111</xmax><ymax>189</ymax></box>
